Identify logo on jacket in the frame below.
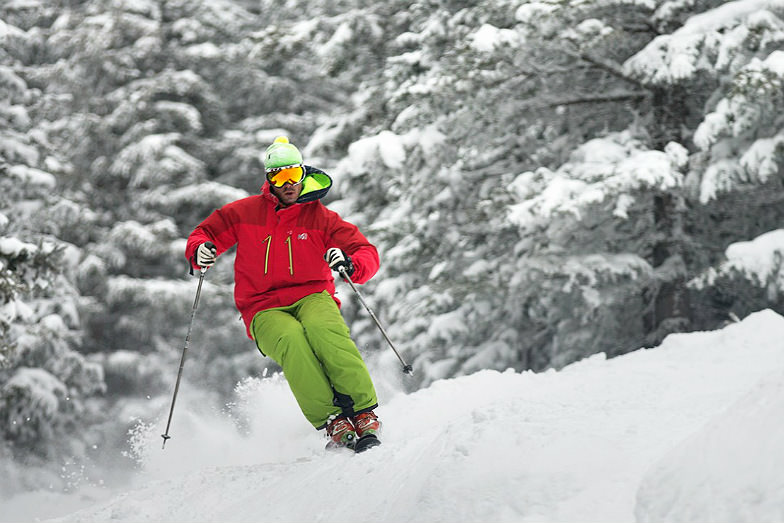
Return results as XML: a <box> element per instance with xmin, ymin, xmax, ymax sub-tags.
<box><xmin>298</xmin><ymin>233</ymin><xmax>308</xmax><ymax>240</ymax></box>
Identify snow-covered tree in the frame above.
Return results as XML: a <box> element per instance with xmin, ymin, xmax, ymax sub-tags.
<box><xmin>626</xmin><ymin>0</ymin><xmax>784</xmax><ymax>330</ymax></box>
<box><xmin>327</xmin><ymin>0</ymin><xmax>784</xmax><ymax>386</ymax></box>
<box><xmin>0</xmin><ymin>12</ymin><xmax>106</xmax><ymax>493</ymax></box>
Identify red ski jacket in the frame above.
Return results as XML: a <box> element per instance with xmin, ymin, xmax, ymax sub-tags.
<box><xmin>185</xmin><ymin>172</ymin><xmax>379</xmax><ymax>338</ymax></box>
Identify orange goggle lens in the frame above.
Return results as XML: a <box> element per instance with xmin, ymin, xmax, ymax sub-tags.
<box><xmin>266</xmin><ymin>165</ymin><xmax>305</xmax><ymax>187</ymax></box>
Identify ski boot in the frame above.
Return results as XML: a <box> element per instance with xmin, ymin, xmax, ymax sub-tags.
<box><xmin>325</xmin><ymin>415</ymin><xmax>356</xmax><ymax>450</ymax></box>
<box><xmin>352</xmin><ymin>411</ymin><xmax>381</xmax><ymax>453</ymax></box>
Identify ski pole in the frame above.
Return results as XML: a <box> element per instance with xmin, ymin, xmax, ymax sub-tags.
<box><xmin>338</xmin><ymin>267</ymin><xmax>413</xmax><ymax>375</ymax></box>
<box><xmin>161</xmin><ymin>267</ymin><xmax>207</xmax><ymax>448</ymax></box>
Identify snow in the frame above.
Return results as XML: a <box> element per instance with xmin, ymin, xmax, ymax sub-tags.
<box><xmin>426</xmin><ymin>310</ymin><xmax>469</xmax><ymax>341</ymax></box>
<box><xmin>0</xmin><ymin>309</ymin><xmax>778</xmax><ymax>522</ymax></box>
<box><xmin>105</xmin><ymin>275</ymin><xmax>206</xmax><ymax>308</ymax></box>
<box><xmin>764</xmin><ymin>48</ymin><xmax>784</xmax><ymax>75</ymax></box>
<box><xmin>112</xmin><ymin>0</ymin><xmax>162</xmax><ymax>20</ymax></box>
<box><xmin>345</xmin><ymin>130</ymin><xmax>406</xmax><ymax>170</ymax></box>
<box><xmin>636</xmin><ymin>368</ymin><xmax>784</xmax><ymax>523</ymax></box>
<box><xmin>720</xmin><ymin>228</ymin><xmax>784</xmax><ymax>283</ymax></box>
<box><xmin>0</xmin><ymin>300</ymin><xmax>19</xmax><ymax>324</ymax></box>
<box><xmin>3</xmin><ymin>368</ymin><xmax>66</xmax><ymax>420</ymax></box>
<box><xmin>153</xmin><ymin>100</ymin><xmax>204</xmax><ymax>133</ymax></box>
<box><xmin>7</xmin><ymin>164</ymin><xmax>55</xmax><ymax>189</ymax></box>
<box><xmin>0</xmin><ymin>19</ymin><xmax>28</xmax><ymax>46</ymax></box>
<box><xmin>693</xmin><ymin>106</ymin><xmax>730</xmax><ymax>150</ymax></box>
<box><xmin>317</xmin><ymin>21</ymin><xmax>353</xmax><ymax>58</ymax></box>
<box><xmin>679</xmin><ymin>0</ymin><xmax>784</xmax><ymax>35</ymax></box>
<box><xmin>0</xmin><ymin>236</ymin><xmax>38</xmax><ymax>257</ymax></box>
<box><xmin>695</xmin><ymin>51</ymin><xmax>784</xmax><ymax>152</ymax></box>
<box><xmin>508</xmin><ymin>132</ymin><xmax>685</xmax><ymax>226</ymax></box>
<box><xmin>514</xmin><ymin>2</ymin><xmax>560</xmax><ymax>34</ymax></box>
<box><xmin>625</xmin><ymin>0</ymin><xmax>784</xmax><ymax>84</ymax></box>
<box><xmin>741</xmin><ymin>132</ymin><xmax>784</xmax><ymax>181</ymax></box>
<box><xmin>562</xmin><ymin>18</ymin><xmax>614</xmax><ymax>45</ymax></box>
<box><xmin>470</xmin><ymin>24</ymin><xmax>521</xmax><ymax>52</ymax></box>
<box><xmin>333</xmin><ymin>126</ymin><xmax>445</xmax><ymax>188</ymax></box>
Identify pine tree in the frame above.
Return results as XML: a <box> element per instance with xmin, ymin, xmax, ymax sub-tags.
<box><xmin>330</xmin><ymin>0</ymin><xmax>784</xmax><ymax>384</ymax></box>
<box><xmin>0</xmin><ymin>11</ymin><xmax>106</xmax><ymax>491</ymax></box>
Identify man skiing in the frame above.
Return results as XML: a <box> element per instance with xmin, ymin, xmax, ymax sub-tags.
<box><xmin>185</xmin><ymin>136</ymin><xmax>381</xmax><ymax>452</ymax></box>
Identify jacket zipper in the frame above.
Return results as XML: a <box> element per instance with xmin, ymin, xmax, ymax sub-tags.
<box><xmin>261</xmin><ymin>235</ymin><xmax>271</xmax><ymax>274</ymax></box>
<box><xmin>261</xmin><ymin>233</ymin><xmax>294</xmax><ymax>276</ymax></box>
<box><xmin>285</xmin><ymin>235</ymin><xmax>294</xmax><ymax>275</ymax></box>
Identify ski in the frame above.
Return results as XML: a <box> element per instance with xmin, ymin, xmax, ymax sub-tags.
<box><xmin>324</xmin><ymin>433</ymin><xmax>381</xmax><ymax>454</ymax></box>
<box><xmin>353</xmin><ymin>434</ymin><xmax>381</xmax><ymax>453</ymax></box>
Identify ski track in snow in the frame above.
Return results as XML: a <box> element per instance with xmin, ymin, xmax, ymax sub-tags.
<box><xmin>10</xmin><ymin>310</ymin><xmax>783</xmax><ymax>523</ymax></box>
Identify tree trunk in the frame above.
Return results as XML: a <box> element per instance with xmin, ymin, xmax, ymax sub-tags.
<box><xmin>644</xmin><ymin>86</ymin><xmax>692</xmax><ymax>343</ymax></box>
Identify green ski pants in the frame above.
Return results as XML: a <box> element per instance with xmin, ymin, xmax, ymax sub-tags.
<box><xmin>250</xmin><ymin>291</ymin><xmax>378</xmax><ymax>429</ymax></box>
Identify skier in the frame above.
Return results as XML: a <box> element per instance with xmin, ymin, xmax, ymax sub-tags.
<box><xmin>185</xmin><ymin>136</ymin><xmax>381</xmax><ymax>452</ymax></box>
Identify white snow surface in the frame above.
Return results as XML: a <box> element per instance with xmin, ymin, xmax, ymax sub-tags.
<box><xmin>5</xmin><ymin>310</ymin><xmax>784</xmax><ymax>523</ymax></box>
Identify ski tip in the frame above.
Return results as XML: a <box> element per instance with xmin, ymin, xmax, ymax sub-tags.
<box><xmin>354</xmin><ymin>434</ymin><xmax>381</xmax><ymax>454</ymax></box>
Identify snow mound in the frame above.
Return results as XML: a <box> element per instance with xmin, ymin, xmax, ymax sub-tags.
<box><xmin>635</xmin><ymin>367</ymin><xmax>784</xmax><ymax>523</ymax></box>
<box><xmin>33</xmin><ymin>309</ymin><xmax>784</xmax><ymax>523</ymax></box>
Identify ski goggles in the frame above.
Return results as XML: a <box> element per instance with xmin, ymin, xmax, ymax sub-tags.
<box><xmin>266</xmin><ymin>165</ymin><xmax>305</xmax><ymax>187</ymax></box>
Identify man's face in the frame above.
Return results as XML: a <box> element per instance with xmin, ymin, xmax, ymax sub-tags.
<box><xmin>270</xmin><ymin>181</ymin><xmax>302</xmax><ymax>207</ymax></box>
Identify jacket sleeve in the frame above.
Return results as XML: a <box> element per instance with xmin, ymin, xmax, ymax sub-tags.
<box><xmin>185</xmin><ymin>206</ymin><xmax>239</xmax><ymax>271</ymax></box>
<box><xmin>325</xmin><ymin>210</ymin><xmax>379</xmax><ymax>284</ymax></box>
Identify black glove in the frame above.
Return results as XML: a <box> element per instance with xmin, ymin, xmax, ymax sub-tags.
<box><xmin>325</xmin><ymin>248</ymin><xmax>355</xmax><ymax>278</ymax></box>
<box><xmin>196</xmin><ymin>241</ymin><xmax>217</xmax><ymax>268</ymax></box>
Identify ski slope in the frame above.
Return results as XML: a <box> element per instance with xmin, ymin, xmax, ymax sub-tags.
<box><xmin>10</xmin><ymin>310</ymin><xmax>784</xmax><ymax>523</ymax></box>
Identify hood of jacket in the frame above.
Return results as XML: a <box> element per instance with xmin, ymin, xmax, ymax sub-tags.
<box><xmin>261</xmin><ymin>165</ymin><xmax>332</xmax><ymax>203</ymax></box>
